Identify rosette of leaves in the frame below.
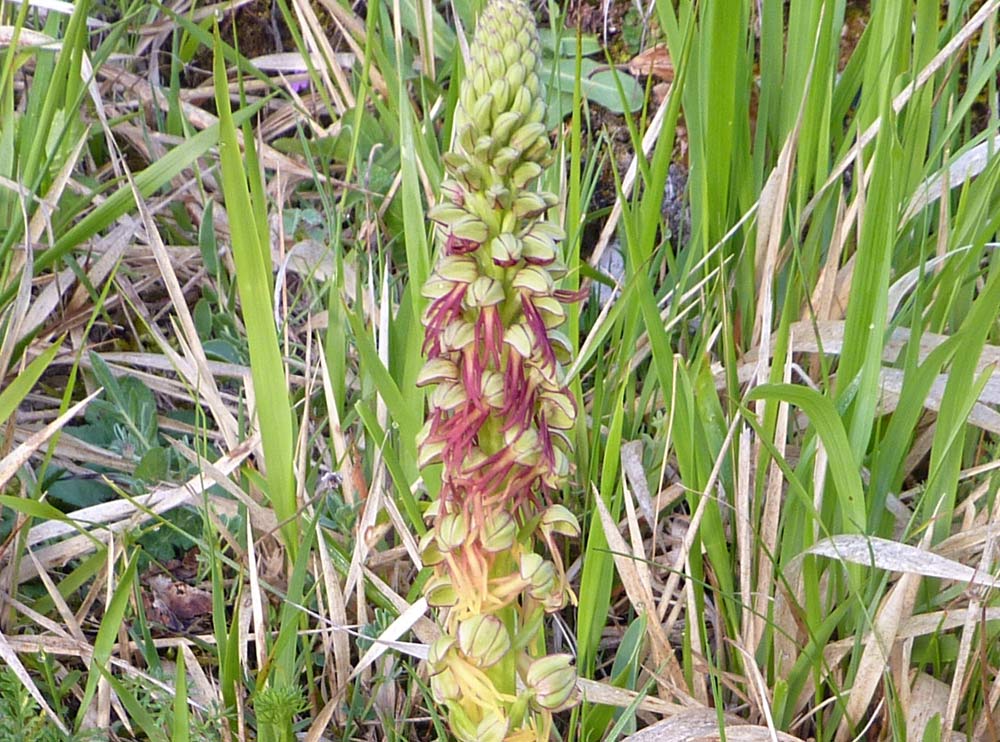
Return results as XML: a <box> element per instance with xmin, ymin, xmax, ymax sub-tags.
<box><xmin>416</xmin><ymin>0</ymin><xmax>583</xmax><ymax>740</ymax></box>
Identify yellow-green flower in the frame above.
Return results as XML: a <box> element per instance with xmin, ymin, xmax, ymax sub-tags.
<box><xmin>417</xmin><ymin>0</ymin><xmax>582</xmax><ymax>739</ymax></box>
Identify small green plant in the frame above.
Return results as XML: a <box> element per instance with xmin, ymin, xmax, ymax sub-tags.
<box><xmin>0</xmin><ymin>667</ymin><xmax>67</xmax><ymax>742</ymax></box>
<box><xmin>254</xmin><ymin>683</ymin><xmax>309</xmax><ymax>742</ymax></box>
<box><xmin>417</xmin><ymin>1</ymin><xmax>582</xmax><ymax>739</ymax></box>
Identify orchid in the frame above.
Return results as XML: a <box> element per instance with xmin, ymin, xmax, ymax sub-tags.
<box><xmin>416</xmin><ymin>0</ymin><xmax>582</xmax><ymax>739</ymax></box>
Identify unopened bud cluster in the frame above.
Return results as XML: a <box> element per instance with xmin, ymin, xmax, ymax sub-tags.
<box><xmin>416</xmin><ymin>0</ymin><xmax>581</xmax><ymax>739</ymax></box>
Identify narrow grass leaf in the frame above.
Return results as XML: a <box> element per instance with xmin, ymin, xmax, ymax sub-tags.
<box><xmin>213</xmin><ymin>32</ymin><xmax>297</xmax><ymax>552</ymax></box>
<box><xmin>0</xmin><ymin>339</ymin><xmax>61</xmax><ymax>426</ymax></box>
<box><xmin>75</xmin><ymin>549</ymin><xmax>138</xmax><ymax>731</ymax></box>
<box><xmin>806</xmin><ymin>535</ymin><xmax>1000</xmax><ymax>589</ymax></box>
<box><xmin>99</xmin><ymin>668</ymin><xmax>170</xmax><ymax>742</ymax></box>
<box><xmin>172</xmin><ymin>648</ymin><xmax>190</xmax><ymax>742</ymax></box>
<box><xmin>747</xmin><ymin>383</ymin><xmax>866</xmax><ymax>533</ymax></box>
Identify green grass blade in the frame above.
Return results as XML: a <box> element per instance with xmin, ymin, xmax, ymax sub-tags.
<box><xmin>212</xmin><ymin>30</ymin><xmax>297</xmax><ymax>553</ymax></box>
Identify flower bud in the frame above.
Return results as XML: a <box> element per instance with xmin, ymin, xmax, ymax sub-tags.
<box><xmin>509</xmin><ymin>122</ymin><xmax>547</xmax><ymax>154</ymax></box>
<box><xmin>507</xmin><ymin>426</ymin><xmax>540</xmax><ymax>466</ymax></box>
<box><xmin>511</xmin><ymin>161</ymin><xmax>542</xmax><ymax>188</ymax></box>
<box><xmin>519</xmin><ymin>552</ymin><xmax>555</xmax><ymax>599</ymax></box>
<box><xmin>480</xmin><ymin>370</ymin><xmax>505</xmax><ymax>408</ymax></box>
<box><xmin>512</xmin><ymin>192</ymin><xmax>549</xmax><ymax>219</ymax></box>
<box><xmin>466</xmin><ymin>276</ymin><xmax>505</xmax><ymax>308</ymax></box>
<box><xmin>457</xmin><ymin>614</ymin><xmax>511</xmax><ymax>668</ymax></box>
<box><xmin>503</xmin><ymin>323</ymin><xmax>533</xmax><ymax>358</ymax></box>
<box><xmin>436</xmin><ymin>511</ymin><xmax>469</xmax><ymax>552</ymax></box>
<box><xmin>430</xmin><ymin>666</ymin><xmax>462</xmax><ymax>702</ymax></box>
<box><xmin>476</xmin><ymin>708</ymin><xmax>509</xmax><ymax>742</ymax></box>
<box><xmin>428</xmin><ymin>202</ymin><xmax>470</xmax><ymax>226</ymax></box>
<box><xmin>425</xmin><ymin>575</ymin><xmax>458</xmax><ymax>607</ymax></box>
<box><xmin>437</xmin><ymin>255</ymin><xmax>480</xmax><ymax>283</ymax></box>
<box><xmin>428</xmin><ymin>634</ymin><xmax>458</xmax><ymax>668</ymax></box>
<box><xmin>541</xmin><ymin>447</ymin><xmax>570</xmax><ymax>489</ymax></box>
<box><xmin>532</xmin><ymin>297</ymin><xmax>566</xmax><ymax>327</ymax></box>
<box><xmin>504</xmin><ymin>61</ymin><xmax>525</xmax><ymax>92</ymax></box>
<box><xmin>430</xmin><ymin>381</ymin><xmax>468</xmax><ymax>412</ymax></box>
<box><xmin>417</xmin><ymin>439</ymin><xmax>446</xmax><ymax>468</ymax></box>
<box><xmin>416</xmin><ymin>358</ymin><xmax>459</xmax><ymax>387</ymax></box>
<box><xmin>441</xmin><ymin>321</ymin><xmax>476</xmax><ymax>351</ymax></box>
<box><xmin>481</xmin><ymin>510</ymin><xmax>517</xmax><ymax>552</ymax></box>
<box><xmin>419</xmin><ymin>530</ymin><xmax>445</xmax><ymax>566</ymax></box>
<box><xmin>450</xmin><ymin>216</ymin><xmax>490</xmax><ymax>245</ymax></box>
<box><xmin>524</xmin><ymin>654</ymin><xmax>578</xmax><ymax>711</ymax></box>
<box><xmin>512</xmin><ymin>265</ymin><xmax>553</xmax><ymax>295</ymax></box>
<box><xmin>489</xmin><ymin>78</ymin><xmax>512</xmax><ymax>118</ymax></box>
<box><xmin>541</xmin><ymin>390</ymin><xmax>575</xmax><ymax>430</ymax></box>
<box><xmin>422</xmin><ymin>277</ymin><xmax>456</xmax><ymax>300</ymax></box>
<box><xmin>539</xmin><ymin>504</ymin><xmax>580</xmax><ymax>538</ymax></box>
<box><xmin>485</xmin><ymin>183</ymin><xmax>511</xmax><ymax>209</ymax></box>
<box><xmin>490</xmin><ymin>233</ymin><xmax>523</xmax><ymax>266</ymax></box>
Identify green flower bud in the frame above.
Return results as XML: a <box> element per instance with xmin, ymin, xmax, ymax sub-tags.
<box><xmin>541</xmin><ymin>389</ymin><xmax>575</xmax><ymax>430</ymax></box>
<box><xmin>502</xmin><ymin>39</ymin><xmax>522</xmax><ymax>67</ymax></box>
<box><xmin>438</xmin><ymin>255</ymin><xmax>480</xmax><ymax>283</ymax></box>
<box><xmin>480</xmin><ymin>370</ymin><xmax>505</xmax><ymax>408</ymax></box>
<box><xmin>512</xmin><ymin>265</ymin><xmax>554</xmax><ymax>295</ymax></box>
<box><xmin>509</xmin><ymin>122</ymin><xmax>547</xmax><ymax>154</ymax></box>
<box><xmin>425</xmin><ymin>575</ymin><xmax>458</xmax><ymax>607</ymax></box>
<box><xmin>473</xmin><ymin>135</ymin><xmax>496</xmax><ymax>162</ymax></box>
<box><xmin>485</xmin><ymin>182</ymin><xmax>512</xmax><ymax>209</ymax></box>
<box><xmin>476</xmin><ymin>710</ymin><xmax>509</xmax><ymax>742</ymax></box>
<box><xmin>467</xmin><ymin>276</ymin><xmax>506</xmax><ymax>307</ymax></box>
<box><xmin>457</xmin><ymin>614</ymin><xmax>511</xmax><ymax>668</ymax></box>
<box><xmin>442</xmin><ymin>321</ymin><xmax>476</xmax><ymax>351</ymax></box>
<box><xmin>417</xmin><ymin>439</ymin><xmax>446</xmax><ymax>469</ymax></box>
<box><xmin>419</xmin><ymin>531</ymin><xmax>446</xmax><ymax>566</ymax></box>
<box><xmin>489</xmin><ymin>79</ymin><xmax>512</xmax><ymax>119</ymax></box>
<box><xmin>428</xmin><ymin>202</ymin><xmax>470</xmax><ymax>226</ymax></box>
<box><xmin>430</xmin><ymin>381</ymin><xmax>468</xmax><ymax>412</ymax></box>
<box><xmin>471</xmin><ymin>94</ymin><xmax>495</xmax><ymax>132</ymax></box>
<box><xmin>503</xmin><ymin>323</ymin><xmax>533</xmax><ymax>358</ymax></box>
<box><xmin>450</xmin><ymin>216</ymin><xmax>490</xmax><ymax>245</ymax></box>
<box><xmin>507</xmin><ymin>426</ymin><xmax>541</xmax><ymax>466</ymax></box>
<box><xmin>490</xmin><ymin>233</ymin><xmax>523</xmax><ymax>265</ymax></box>
<box><xmin>422</xmin><ymin>277</ymin><xmax>456</xmax><ymax>300</ymax></box>
<box><xmin>524</xmin><ymin>654</ymin><xmax>578</xmax><ymax>712</ymax></box>
<box><xmin>505</xmin><ymin>61</ymin><xmax>526</xmax><ymax>92</ymax></box>
<box><xmin>429</xmin><ymin>634</ymin><xmax>458</xmax><ymax>668</ymax></box>
<box><xmin>416</xmin><ymin>358</ymin><xmax>459</xmax><ymax>387</ymax></box>
<box><xmin>519</xmin><ymin>552</ymin><xmax>555</xmax><ymax>599</ymax></box>
<box><xmin>436</xmin><ymin>511</ymin><xmax>469</xmax><ymax>552</ymax></box>
<box><xmin>512</xmin><ymin>192</ymin><xmax>549</xmax><ymax>219</ymax></box>
<box><xmin>532</xmin><ymin>297</ymin><xmax>567</xmax><ymax>328</ymax></box>
<box><xmin>510</xmin><ymin>87</ymin><xmax>534</xmax><ymax>119</ymax></box>
<box><xmin>481</xmin><ymin>511</ymin><xmax>517</xmax><ymax>552</ymax></box>
<box><xmin>430</xmin><ymin>666</ymin><xmax>462</xmax><ymax>703</ymax></box>
<box><xmin>511</xmin><ymin>161</ymin><xmax>542</xmax><ymax>188</ymax></box>
<box><xmin>522</xmin><ymin>234</ymin><xmax>559</xmax><ymax>267</ymax></box>
<box><xmin>541</xmin><ymin>448</ymin><xmax>570</xmax><ymax>489</ymax></box>
<box><xmin>540</xmin><ymin>504</ymin><xmax>581</xmax><ymax>538</ymax></box>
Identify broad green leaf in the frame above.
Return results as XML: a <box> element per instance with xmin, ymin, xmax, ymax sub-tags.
<box><xmin>551</xmin><ymin>58</ymin><xmax>644</xmax><ymax>113</ymax></box>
